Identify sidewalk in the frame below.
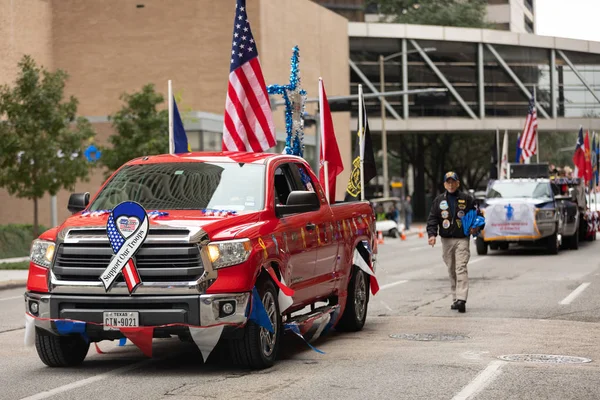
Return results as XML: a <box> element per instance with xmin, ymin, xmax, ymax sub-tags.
<box><xmin>0</xmin><ymin>269</ymin><xmax>28</xmax><ymax>291</ymax></box>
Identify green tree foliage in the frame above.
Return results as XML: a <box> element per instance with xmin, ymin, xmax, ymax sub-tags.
<box><xmin>0</xmin><ymin>56</ymin><xmax>95</xmax><ymax>236</ymax></box>
<box><xmin>367</xmin><ymin>0</ymin><xmax>490</xmax><ymax>28</ymax></box>
<box><xmin>100</xmin><ymin>84</ymin><xmax>168</xmax><ymax>176</ymax></box>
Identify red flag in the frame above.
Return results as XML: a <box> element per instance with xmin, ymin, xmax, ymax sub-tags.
<box><xmin>573</xmin><ymin>127</ymin><xmax>586</xmax><ymax>179</ymax></box>
<box><xmin>318</xmin><ymin>78</ymin><xmax>343</xmax><ymax>203</ymax></box>
<box><xmin>120</xmin><ymin>327</ymin><xmax>154</xmax><ymax>357</ymax></box>
<box><xmin>584</xmin><ymin>130</ymin><xmax>593</xmax><ymax>182</ymax></box>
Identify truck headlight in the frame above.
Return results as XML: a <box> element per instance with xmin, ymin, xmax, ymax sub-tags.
<box><xmin>30</xmin><ymin>240</ymin><xmax>55</xmax><ymax>268</ymax></box>
<box><xmin>207</xmin><ymin>239</ymin><xmax>252</xmax><ymax>269</ymax></box>
<box><xmin>537</xmin><ymin>210</ymin><xmax>555</xmax><ymax>220</ymax></box>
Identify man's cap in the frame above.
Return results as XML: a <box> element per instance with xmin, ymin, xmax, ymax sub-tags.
<box><xmin>444</xmin><ymin>171</ymin><xmax>459</xmax><ymax>182</ymax></box>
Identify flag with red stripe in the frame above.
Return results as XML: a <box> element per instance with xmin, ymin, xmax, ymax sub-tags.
<box><xmin>222</xmin><ymin>0</ymin><xmax>275</xmax><ymax>152</ymax></box>
<box><xmin>519</xmin><ymin>97</ymin><xmax>538</xmax><ymax>161</ymax></box>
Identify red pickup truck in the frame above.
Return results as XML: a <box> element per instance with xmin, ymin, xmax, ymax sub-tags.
<box><xmin>25</xmin><ymin>152</ymin><xmax>376</xmax><ymax>369</ymax></box>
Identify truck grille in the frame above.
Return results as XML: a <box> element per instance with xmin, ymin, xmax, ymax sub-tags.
<box><xmin>53</xmin><ymin>243</ymin><xmax>204</xmax><ymax>282</ymax></box>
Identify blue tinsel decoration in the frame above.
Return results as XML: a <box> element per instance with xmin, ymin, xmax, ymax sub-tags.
<box><xmin>266</xmin><ymin>46</ymin><xmax>306</xmax><ymax>157</ymax></box>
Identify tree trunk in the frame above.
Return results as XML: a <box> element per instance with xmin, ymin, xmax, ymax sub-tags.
<box><xmin>414</xmin><ymin>136</ymin><xmax>426</xmax><ymax>220</ymax></box>
<box><xmin>33</xmin><ymin>197</ymin><xmax>39</xmax><ymax>238</ymax></box>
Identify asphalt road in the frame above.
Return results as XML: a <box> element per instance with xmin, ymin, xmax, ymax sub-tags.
<box><xmin>2</xmin><ymin>235</ymin><xmax>600</xmax><ymax>400</ymax></box>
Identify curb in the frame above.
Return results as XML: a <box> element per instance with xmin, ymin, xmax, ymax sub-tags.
<box><xmin>0</xmin><ymin>280</ymin><xmax>27</xmax><ymax>291</ymax></box>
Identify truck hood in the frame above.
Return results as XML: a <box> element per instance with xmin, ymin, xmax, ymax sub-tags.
<box><xmin>55</xmin><ymin>210</ymin><xmax>262</xmax><ymax>241</ymax></box>
<box><xmin>484</xmin><ymin>197</ymin><xmax>554</xmax><ymax>208</ymax></box>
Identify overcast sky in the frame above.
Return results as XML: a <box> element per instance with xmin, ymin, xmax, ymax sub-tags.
<box><xmin>536</xmin><ymin>0</ymin><xmax>600</xmax><ymax>42</ymax></box>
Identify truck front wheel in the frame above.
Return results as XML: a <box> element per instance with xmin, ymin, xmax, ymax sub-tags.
<box><xmin>336</xmin><ymin>265</ymin><xmax>369</xmax><ymax>332</ymax></box>
<box><xmin>229</xmin><ymin>279</ymin><xmax>281</xmax><ymax>369</ymax></box>
<box><xmin>35</xmin><ymin>328</ymin><xmax>89</xmax><ymax>367</ymax></box>
<box><xmin>476</xmin><ymin>237</ymin><xmax>488</xmax><ymax>255</ymax></box>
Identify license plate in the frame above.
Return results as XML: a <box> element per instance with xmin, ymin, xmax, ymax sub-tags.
<box><xmin>103</xmin><ymin>311</ymin><xmax>139</xmax><ymax>331</ymax></box>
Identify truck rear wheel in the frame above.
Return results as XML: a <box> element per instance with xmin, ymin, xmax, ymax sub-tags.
<box><xmin>229</xmin><ymin>279</ymin><xmax>281</xmax><ymax>369</ymax></box>
<box><xmin>476</xmin><ymin>237</ymin><xmax>488</xmax><ymax>255</ymax></box>
<box><xmin>35</xmin><ymin>328</ymin><xmax>89</xmax><ymax>367</ymax></box>
<box><xmin>336</xmin><ymin>265</ymin><xmax>369</xmax><ymax>332</ymax></box>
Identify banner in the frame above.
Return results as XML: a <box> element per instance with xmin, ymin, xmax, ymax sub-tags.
<box><xmin>483</xmin><ymin>202</ymin><xmax>539</xmax><ymax>239</ymax></box>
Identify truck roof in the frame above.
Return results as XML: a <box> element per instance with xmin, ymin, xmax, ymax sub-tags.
<box><xmin>124</xmin><ymin>152</ymin><xmax>304</xmax><ymax>166</ymax></box>
<box><xmin>494</xmin><ymin>178</ymin><xmax>550</xmax><ymax>183</ymax></box>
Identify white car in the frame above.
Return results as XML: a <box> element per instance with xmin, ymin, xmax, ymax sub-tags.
<box><xmin>371</xmin><ymin>197</ymin><xmax>405</xmax><ymax>238</ymax></box>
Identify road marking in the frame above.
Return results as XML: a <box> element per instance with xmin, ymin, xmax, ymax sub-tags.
<box><xmin>559</xmin><ymin>282</ymin><xmax>591</xmax><ymax>305</ymax></box>
<box><xmin>0</xmin><ymin>295</ymin><xmax>22</xmax><ymax>301</ymax></box>
<box><xmin>379</xmin><ymin>300</ymin><xmax>394</xmax><ymax>311</ymax></box>
<box><xmin>20</xmin><ymin>360</ymin><xmax>152</xmax><ymax>400</ymax></box>
<box><xmin>379</xmin><ymin>280</ymin><xmax>408</xmax><ymax>291</ymax></box>
<box><xmin>0</xmin><ymin>256</ymin><xmax>29</xmax><ymax>264</ymax></box>
<box><xmin>451</xmin><ymin>360</ymin><xmax>505</xmax><ymax>400</ymax></box>
<box><xmin>469</xmin><ymin>257</ymin><xmax>487</xmax><ymax>265</ymax></box>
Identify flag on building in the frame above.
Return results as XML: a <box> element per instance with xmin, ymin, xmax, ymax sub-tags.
<box><xmin>222</xmin><ymin>0</ymin><xmax>275</xmax><ymax>153</ymax></box>
<box><xmin>318</xmin><ymin>78</ymin><xmax>343</xmax><ymax>203</ymax></box>
<box><xmin>519</xmin><ymin>97</ymin><xmax>538</xmax><ymax>161</ymax></box>
<box><xmin>573</xmin><ymin>127</ymin><xmax>586</xmax><ymax>180</ymax></box>
<box><xmin>500</xmin><ymin>130</ymin><xmax>509</xmax><ymax>179</ymax></box>
<box><xmin>515</xmin><ymin>132</ymin><xmax>523</xmax><ymax>163</ymax></box>
<box><xmin>592</xmin><ymin>132</ymin><xmax>598</xmax><ymax>186</ymax></box>
<box><xmin>173</xmin><ymin>97</ymin><xmax>190</xmax><ymax>153</ymax></box>
<box><xmin>490</xmin><ymin>133</ymin><xmax>498</xmax><ymax>180</ymax></box>
<box><xmin>345</xmin><ymin>99</ymin><xmax>376</xmax><ymax>202</ymax></box>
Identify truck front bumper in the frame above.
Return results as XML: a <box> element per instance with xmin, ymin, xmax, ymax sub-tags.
<box><xmin>25</xmin><ymin>292</ymin><xmax>250</xmax><ymax>339</ymax></box>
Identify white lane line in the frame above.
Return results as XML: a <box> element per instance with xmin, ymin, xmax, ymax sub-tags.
<box><xmin>408</xmin><ymin>246</ymin><xmax>431</xmax><ymax>252</ymax></box>
<box><xmin>559</xmin><ymin>282</ymin><xmax>591</xmax><ymax>305</ymax></box>
<box><xmin>379</xmin><ymin>280</ymin><xmax>408</xmax><ymax>291</ymax></box>
<box><xmin>0</xmin><ymin>256</ymin><xmax>29</xmax><ymax>264</ymax></box>
<box><xmin>20</xmin><ymin>359</ymin><xmax>152</xmax><ymax>400</ymax></box>
<box><xmin>469</xmin><ymin>257</ymin><xmax>487</xmax><ymax>265</ymax></box>
<box><xmin>452</xmin><ymin>360</ymin><xmax>505</xmax><ymax>400</ymax></box>
<box><xmin>0</xmin><ymin>295</ymin><xmax>22</xmax><ymax>301</ymax></box>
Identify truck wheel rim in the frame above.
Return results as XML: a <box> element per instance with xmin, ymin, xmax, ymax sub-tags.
<box><xmin>354</xmin><ymin>271</ymin><xmax>367</xmax><ymax>321</ymax></box>
<box><xmin>259</xmin><ymin>291</ymin><xmax>277</xmax><ymax>357</ymax></box>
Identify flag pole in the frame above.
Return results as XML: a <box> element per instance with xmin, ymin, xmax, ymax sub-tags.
<box><xmin>319</xmin><ymin>78</ymin><xmax>330</xmax><ymax>203</ymax></box>
<box><xmin>358</xmin><ymin>84</ymin><xmax>365</xmax><ymax>201</ymax></box>
<box><xmin>168</xmin><ymin>80</ymin><xmax>174</xmax><ymax>155</ymax></box>
<box><xmin>534</xmin><ymin>86</ymin><xmax>539</xmax><ymax>163</ymax></box>
<box><xmin>496</xmin><ymin>127</ymin><xmax>500</xmax><ymax>178</ymax></box>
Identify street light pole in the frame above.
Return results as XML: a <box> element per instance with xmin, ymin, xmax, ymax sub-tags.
<box><xmin>379</xmin><ymin>55</ymin><xmax>389</xmax><ymax>198</ymax></box>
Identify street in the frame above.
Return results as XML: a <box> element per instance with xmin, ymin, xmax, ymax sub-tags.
<box><xmin>2</xmin><ymin>236</ymin><xmax>600</xmax><ymax>400</ymax></box>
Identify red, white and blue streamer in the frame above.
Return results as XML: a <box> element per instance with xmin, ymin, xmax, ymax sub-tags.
<box><xmin>101</xmin><ymin>202</ymin><xmax>149</xmax><ymax>293</ymax></box>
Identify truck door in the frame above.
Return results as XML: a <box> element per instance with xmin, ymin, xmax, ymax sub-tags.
<box><xmin>289</xmin><ymin>163</ymin><xmax>339</xmax><ymax>298</ymax></box>
<box><xmin>273</xmin><ymin>164</ymin><xmax>318</xmax><ymax>305</ymax></box>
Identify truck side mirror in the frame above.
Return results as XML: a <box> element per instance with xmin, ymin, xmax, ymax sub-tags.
<box><xmin>275</xmin><ymin>191</ymin><xmax>320</xmax><ymax>217</ymax></box>
<box><xmin>68</xmin><ymin>192</ymin><xmax>90</xmax><ymax>214</ymax></box>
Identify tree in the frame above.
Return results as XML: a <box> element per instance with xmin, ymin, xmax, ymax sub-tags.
<box><xmin>0</xmin><ymin>55</ymin><xmax>95</xmax><ymax>236</ymax></box>
<box><xmin>100</xmin><ymin>84</ymin><xmax>169</xmax><ymax>176</ymax></box>
<box><xmin>367</xmin><ymin>0</ymin><xmax>490</xmax><ymax>28</ymax></box>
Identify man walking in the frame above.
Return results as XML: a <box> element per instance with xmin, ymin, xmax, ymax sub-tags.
<box><xmin>426</xmin><ymin>172</ymin><xmax>480</xmax><ymax>313</ymax></box>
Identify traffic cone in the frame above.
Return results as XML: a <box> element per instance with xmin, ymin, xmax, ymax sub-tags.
<box><xmin>418</xmin><ymin>229</ymin><xmax>424</xmax><ymax>238</ymax></box>
<box><xmin>400</xmin><ymin>231</ymin><xmax>407</xmax><ymax>241</ymax></box>
<box><xmin>377</xmin><ymin>231</ymin><xmax>384</xmax><ymax>245</ymax></box>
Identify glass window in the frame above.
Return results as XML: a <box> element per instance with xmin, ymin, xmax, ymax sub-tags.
<box><xmin>557</xmin><ymin>51</ymin><xmax>600</xmax><ymax>117</ymax></box>
<box><xmin>202</xmin><ymin>131</ymin><xmax>222</xmax><ymax>151</ymax></box>
<box><xmin>89</xmin><ymin>162</ymin><xmax>265</xmax><ymax>212</ymax></box>
<box><xmin>486</xmin><ymin>181</ymin><xmax>552</xmax><ymax>199</ymax></box>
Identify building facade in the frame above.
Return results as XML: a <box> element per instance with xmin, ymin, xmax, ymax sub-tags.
<box><xmin>313</xmin><ymin>0</ymin><xmax>536</xmax><ymax>33</ymax></box>
<box><xmin>0</xmin><ymin>0</ymin><xmax>350</xmax><ymax>227</ymax></box>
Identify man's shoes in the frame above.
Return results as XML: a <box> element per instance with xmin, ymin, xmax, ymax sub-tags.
<box><xmin>450</xmin><ymin>301</ymin><xmax>458</xmax><ymax>310</ymax></box>
<box><xmin>456</xmin><ymin>300</ymin><xmax>466</xmax><ymax>313</ymax></box>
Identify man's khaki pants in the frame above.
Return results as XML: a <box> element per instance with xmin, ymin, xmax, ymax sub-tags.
<box><xmin>441</xmin><ymin>237</ymin><xmax>470</xmax><ymax>302</ymax></box>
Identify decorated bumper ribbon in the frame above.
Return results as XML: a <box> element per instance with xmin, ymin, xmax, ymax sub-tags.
<box><xmin>100</xmin><ymin>201</ymin><xmax>149</xmax><ymax>293</ymax></box>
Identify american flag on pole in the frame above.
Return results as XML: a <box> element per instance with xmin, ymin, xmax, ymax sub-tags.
<box><xmin>519</xmin><ymin>97</ymin><xmax>538</xmax><ymax>160</ymax></box>
<box><xmin>222</xmin><ymin>0</ymin><xmax>276</xmax><ymax>152</ymax></box>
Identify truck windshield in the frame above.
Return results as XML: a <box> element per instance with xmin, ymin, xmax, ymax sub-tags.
<box><xmin>487</xmin><ymin>181</ymin><xmax>552</xmax><ymax>199</ymax></box>
<box><xmin>89</xmin><ymin>162</ymin><xmax>265</xmax><ymax>212</ymax></box>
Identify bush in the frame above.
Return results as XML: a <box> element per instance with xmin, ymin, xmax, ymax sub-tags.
<box><xmin>0</xmin><ymin>224</ymin><xmax>47</xmax><ymax>259</ymax></box>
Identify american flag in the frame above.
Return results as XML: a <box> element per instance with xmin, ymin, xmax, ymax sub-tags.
<box><xmin>519</xmin><ymin>97</ymin><xmax>538</xmax><ymax>160</ymax></box>
<box><xmin>107</xmin><ymin>215</ymin><xmax>141</xmax><ymax>293</ymax></box>
<box><xmin>222</xmin><ymin>0</ymin><xmax>275</xmax><ymax>152</ymax></box>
